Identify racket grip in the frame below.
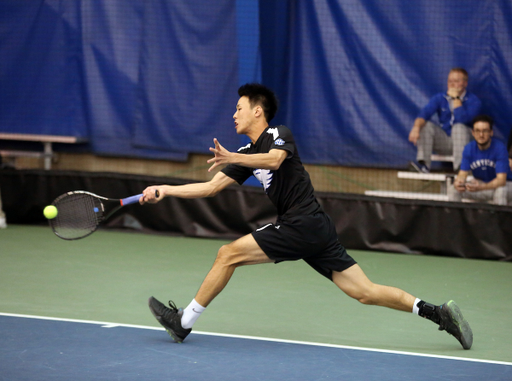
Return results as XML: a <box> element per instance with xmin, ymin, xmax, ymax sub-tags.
<box><xmin>120</xmin><ymin>190</ymin><xmax>160</xmax><ymax>206</ymax></box>
<box><xmin>120</xmin><ymin>194</ymin><xmax>143</xmax><ymax>206</ymax></box>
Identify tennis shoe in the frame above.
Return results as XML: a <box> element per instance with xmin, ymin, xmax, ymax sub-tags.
<box><xmin>148</xmin><ymin>296</ymin><xmax>191</xmax><ymax>343</ymax></box>
<box><xmin>437</xmin><ymin>300</ymin><xmax>473</xmax><ymax>350</ymax></box>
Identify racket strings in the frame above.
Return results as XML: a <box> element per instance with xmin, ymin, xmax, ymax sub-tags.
<box><xmin>50</xmin><ymin>193</ymin><xmax>104</xmax><ymax>240</ymax></box>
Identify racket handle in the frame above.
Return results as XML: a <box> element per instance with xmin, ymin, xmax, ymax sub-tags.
<box><xmin>120</xmin><ymin>194</ymin><xmax>143</xmax><ymax>206</ymax></box>
<box><xmin>120</xmin><ymin>190</ymin><xmax>160</xmax><ymax>206</ymax></box>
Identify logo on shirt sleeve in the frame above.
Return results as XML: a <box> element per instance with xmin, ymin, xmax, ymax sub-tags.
<box><xmin>275</xmin><ymin>138</ymin><xmax>285</xmax><ymax>146</ymax></box>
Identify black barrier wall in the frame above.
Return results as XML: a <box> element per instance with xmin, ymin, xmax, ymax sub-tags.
<box><xmin>1</xmin><ymin>169</ymin><xmax>511</xmax><ymax>261</ymax></box>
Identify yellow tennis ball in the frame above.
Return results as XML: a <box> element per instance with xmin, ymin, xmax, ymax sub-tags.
<box><xmin>44</xmin><ymin>205</ymin><xmax>58</xmax><ymax>219</ymax></box>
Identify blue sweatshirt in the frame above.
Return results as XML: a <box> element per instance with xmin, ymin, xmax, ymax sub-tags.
<box><xmin>418</xmin><ymin>92</ymin><xmax>482</xmax><ymax>136</ymax></box>
<box><xmin>460</xmin><ymin>139</ymin><xmax>512</xmax><ymax>182</ymax></box>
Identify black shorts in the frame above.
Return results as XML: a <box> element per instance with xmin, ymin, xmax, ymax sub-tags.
<box><xmin>252</xmin><ymin>212</ymin><xmax>356</xmax><ymax>280</ymax></box>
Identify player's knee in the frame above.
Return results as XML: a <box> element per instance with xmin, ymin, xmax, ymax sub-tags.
<box><xmin>355</xmin><ymin>293</ymin><xmax>376</xmax><ymax>305</ymax></box>
<box><xmin>349</xmin><ymin>286</ymin><xmax>378</xmax><ymax>305</ymax></box>
<box><xmin>215</xmin><ymin>244</ymin><xmax>239</xmax><ymax>267</ymax></box>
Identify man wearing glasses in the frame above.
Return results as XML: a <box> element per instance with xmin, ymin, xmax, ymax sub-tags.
<box><xmin>449</xmin><ymin>115</ymin><xmax>512</xmax><ymax>205</ymax></box>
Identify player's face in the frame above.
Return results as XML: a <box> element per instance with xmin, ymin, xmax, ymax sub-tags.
<box><xmin>472</xmin><ymin>121</ymin><xmax>493</xmax><ymax>148</ymax></box>
<box><xmin>233</xmin><ymin>96</ymin><xmax>256</xmax><ymax>135</ymax></box>
<box><xmin>447</xmin><ymin>72</ymin><xmax>467</xmax><ymax>92</ymax></box>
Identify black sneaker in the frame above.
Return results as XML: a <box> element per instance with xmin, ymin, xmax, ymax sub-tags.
<box><xmin>410</xmin><ymin>161</ymin><xmax>430</xmax><ymax>173</ymax></box>
<box><xmin>148</xmin><ymin>296</ymin><xmax>191</xmax><ymax>343</ymax></box>
<box><xmin>437</xmin><ymin>300</ymin><xmax>473</xmax><ymax>350</ymax></box>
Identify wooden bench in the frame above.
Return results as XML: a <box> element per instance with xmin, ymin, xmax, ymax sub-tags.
<box><xmin>365</xmin><ymin>155</ymin><xmax>460</xmax><ymax>202</ymax></box>
<box><xmin>365</xmin><ymin>189</ymin><xmax>476</xmax><ymax>203</ymax></box>
<box><xmin>365</xmin><ymin>190</ymin><xmax>450</xmax><ymax>201</ymax></box>
<box><xmin>397</xmin><ymin>171</ymin><xmax>454</xmax><ymax>194</ymax></box>
<box><xmin>364</xmin><ymin>171</ymin><xmax>477</xmax><ymax>202</ymax></box>
<box><xmin>364</xmin><ymin>171</ymin><xmax>456</xmax><ymax>202</ymax></box>
<box><xmin>431</xmin><ymin>154</ymin><xmax>454</xmax><ymax>163</ymax></box>
<box><xmin>0</xmin><ymin>133</ymin><xmax>87</xmax><ymax>170</ymax></box>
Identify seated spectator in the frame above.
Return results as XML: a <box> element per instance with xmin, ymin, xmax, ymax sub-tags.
<box><xmin>448</xmin><ymin>115</ymin><xmax>512</xmax><ymax>205</ymax></box>
<box><xmin>409</xmin><ymin>68</ymin><xmax>482</xmax><ymax>173</ymax></box>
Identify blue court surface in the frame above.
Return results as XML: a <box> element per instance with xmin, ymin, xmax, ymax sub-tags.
<box><xmin>1</xmin><ymin>313</ymin><xmax>510</xmax><ymax>381</ymax></box>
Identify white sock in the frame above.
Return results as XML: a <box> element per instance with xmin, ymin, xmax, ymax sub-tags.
<box><xmin>181</xmin><ymin>299</ymin><xmax>206</xmax><ymax>329</ymax></box>
<box><xmin>412</xmin><ymin>298</ymin><xmax>422</xmax><ymax>315</ymax></box>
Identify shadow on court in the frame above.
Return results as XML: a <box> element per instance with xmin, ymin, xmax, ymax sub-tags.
<box><xmin>1</xmin><ymin>314</ymin><xmax>510</xmax><ymax>381</ymax></box>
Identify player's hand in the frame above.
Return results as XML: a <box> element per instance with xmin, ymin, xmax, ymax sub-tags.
<box><xmin>408</xmin><ymin>127</ymin><xmax>420</xmax><ymax>145</ymax></box>
<box><xmin>140</xmin><ymin>186</ymin><xmax>163</xmax><ymax>204</ymax></box>
<box><xmin>207</xmin><ymin>138</ymin><xmax>233</xmax><ymax>172</ymax></box>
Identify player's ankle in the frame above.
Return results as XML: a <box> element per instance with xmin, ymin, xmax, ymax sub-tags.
<box><xmin>181</xmin><ymin>299</ymin><xmax>206</xmax><ymax>329</ymax></box>
<box><xmin>413</xmin><ymin>298</ymin><xmax>440</xmax><ymax>324</ymax></box>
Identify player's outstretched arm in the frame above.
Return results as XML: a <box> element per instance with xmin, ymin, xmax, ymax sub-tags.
<box><xmin>208</xmin><ymin>138</ymin><xmax>287</xmax><ymax>172</ymax></box>
<box><xmin>140</xmin><ymin>171</ymin><xmax>236</xmax><ymax>204</ymax></box>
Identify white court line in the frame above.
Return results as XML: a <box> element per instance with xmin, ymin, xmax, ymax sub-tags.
<box><xmin>1</xmin><ymin>312</ymin><xmax>511</xmax><ymax>367</ymax></box>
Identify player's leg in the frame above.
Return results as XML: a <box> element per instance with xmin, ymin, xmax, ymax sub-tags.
<box><xmin>332</xmin><ymin>264</ymin><xmax>473</xmax><ymax>349</ymax></box>
<box><xmin>332</xmin><ymin>264</ymin><xmax>415</xmax><ymax>311</ymax></box>
<box><xmin>148</xmin><ymin>233</ymin><xmax>271</xmax><ymax>343</ymax></box>
<box><xmin>194</xmin><ymin>233</ymin><xmax>273</xmax><ymax>307</ymax></box>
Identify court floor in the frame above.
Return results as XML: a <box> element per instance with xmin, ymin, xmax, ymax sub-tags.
<box><xmin>2</xmin><ymin>313</ymin><xmax>511</xmax><ymax>381</ymax></box>
<box><xmin>1</xmin><ymin>225</ymin><xmax>511</xmax><ymax>379</ymax></box>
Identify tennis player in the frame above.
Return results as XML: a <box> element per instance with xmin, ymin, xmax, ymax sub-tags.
<box><xmin>141</xmin><ymin>83</ymin><xmax>473</xmax><ymax>349</ymax></box>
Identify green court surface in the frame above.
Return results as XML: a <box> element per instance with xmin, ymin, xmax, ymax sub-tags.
<box><xmin>1</xmin><ymin>225</ymin><xmax>511</xmax><ymax>363</ymax></box>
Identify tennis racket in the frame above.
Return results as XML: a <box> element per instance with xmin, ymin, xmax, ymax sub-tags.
<box><xmin>49</xmin><ymin>190</ymin><xmax>159</xmax><ymax>240</ymax></box>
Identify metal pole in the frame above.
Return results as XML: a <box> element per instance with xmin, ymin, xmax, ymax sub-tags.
<box><xmin>43</xmin><ymin>142</ymin><xmax>52</xmax><ymax>170</ymax></box>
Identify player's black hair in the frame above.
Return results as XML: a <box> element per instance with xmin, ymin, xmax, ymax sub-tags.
<box><xmin>472</xmin><ymin>114</ymin><xmax>494</xmax><ymax>130</ymax></box>
<box><xmin>238</xmin><ymin>83</ymin><xmax>279</xmax><ymax>122</ymax></box>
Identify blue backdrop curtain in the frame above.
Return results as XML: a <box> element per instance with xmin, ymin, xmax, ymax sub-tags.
<box><xmin>1</xmin><ymin>0</ymin><xmax>512</xmax><ymax>167</ymax></box>
<box><xmin>260</xmin><ymin>0</ymin><xmax>512</xmax><ymax>167</ymax></box>
<box><xmin>0</xmin><ymin>1</ymin><xmax>87</xmax><ymax>138</ymax></box>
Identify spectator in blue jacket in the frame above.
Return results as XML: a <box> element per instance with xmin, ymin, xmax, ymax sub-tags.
<box><xmin>448</xmin><ymin>115</ymin><xmax>512</xmax><ymax>205</ymax></box>
<box><xmin>409</xmin><ymin>68</ymin><xmax>482</xmax><ymax>173</ymax></box>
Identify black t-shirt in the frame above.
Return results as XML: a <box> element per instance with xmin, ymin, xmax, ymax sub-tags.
<box><xmin>222</xmin><ymin>125</ymin><xmax>321</xmax><ymax>217</ymax></box>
